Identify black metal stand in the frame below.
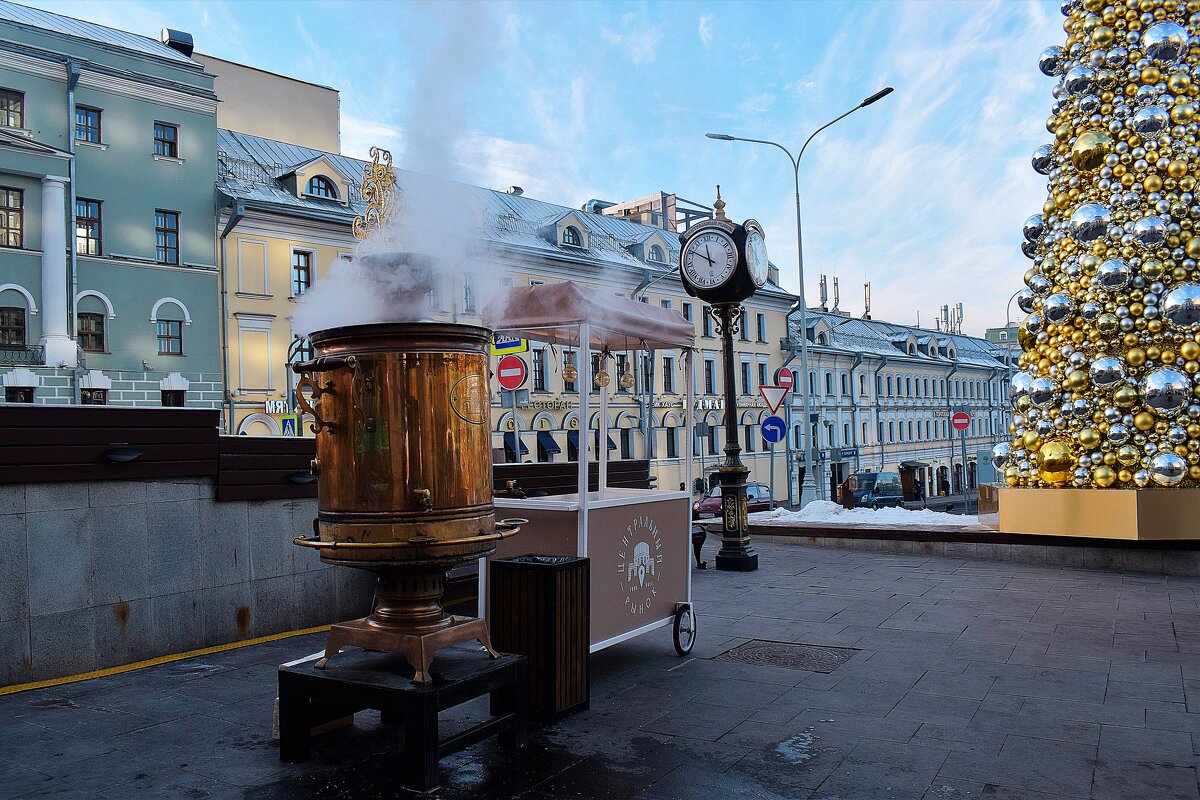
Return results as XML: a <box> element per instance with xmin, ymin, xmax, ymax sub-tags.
<box><xmin>278</xmin><ymin>646</ymin><xmax>527</xmax><ymax>791</ymax></box>
<box><xmin>712</xmin><ymin>304</ymin><xmax>758</xmax><ymax>572</ymax></box>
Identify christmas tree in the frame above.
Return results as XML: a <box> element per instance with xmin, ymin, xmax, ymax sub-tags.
<box><xmin>999</xmin><ymin>1</ymin><xmax>1200</xmax><ymax>489</ymax></box>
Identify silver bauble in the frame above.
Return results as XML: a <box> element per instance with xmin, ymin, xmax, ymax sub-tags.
<box><xmin>1134</xmin><ymin>469</ymin><xmax>1152</xmax><ymax>488</ymax></box>
<box><xmin>1142</xmin><ymin>367</ymin><xmax>1192</xmax><ymax>414</ymax></box>
<box><xmin>1023</xmin><ymin>214</ymin><xmax>1046</xmax><ymax>242</ymax></box>
<box><xmin>1039</xmin><ymin>45</ymin><xmax>1064</xmax><ymax>76</ymax></box>
<box><xmin>1011</xmin><ymin>372</ymin><xmax>1034</xmax><ymax>405</ymax></box>
<box><xmin>991</xmin><ymin>442</ymin><xmax>1012</xmax><ymax>471</ymax></box>
<box><xmin>1096</xmin><ymin>258</ymin><xmax>1132</xmax><ymax>290</ymax></box>
<box><xmin>1030</xmin><ymin>376</ymin><xmax>1057</xmax><ymax>407</ymax></box>
<box><xmin>1132</xmin><ymin>107</ymin><xmax>1169</xmax><ymax>137</ymax></box>
<box><xmin>1150</xmin><ymin>452</ymin><xmax>1188</xmax><ymax>486</ymax></box>
<box><xmin>1028</xmin><ymin>273</ymin><xmax>1052</xmax><ymax>295</ymax></box>
<box><xmin>1032</xmin><ymin>144</ymin><xmax>1055</xmax><ymax>175</ymax></box>
<box><xmin>1143</xmin><ymin>22</ymin><xmax>1189</xmax><ymax>63</ymax></box>
<box><xmin>1017</xmin><ymin>288</ymin><xmax>1036</xmax><ymax>314</ymax></box>
<box><xmin>1026</xmin><ymin>314</ymin><xmax>1045</xmax><ymax>334</ymax></box>
<box><xmin>1022</xmin><ymin>240</ymin><xmax>1038</xmax><ymax>259</ymax></box>
<box><xmin>1090</xmin><ymin>356</ymin><xmax>1126</xmax><ymax>389</ymax></box>
<box><xmin>1043</xmin><ymin>293</ymin><xmax>1074</xmax><ymax>324</ymax></box>
<box><xmin>1064</xmin><ymin>66</ymin><xmax>1096</xmax><ymax>95</ymax></box>
<box><xmin>1081</xmin><ymin>301</ymin><xmax>1102</xmax><ymax>320</ymax></box>
<box><xmin>1070</xmin><ymin>203</ymin><xmax>1111</xmax><ymax>242</ymax></box>
<box><xmin>1168</xmin><ymin>426</ymin><xmax>1189</xmax><ymax>445</ymax></box>
<box><xmin>1108</xmin><ymin>423</ymin><xmax>1131</xmax><ymax>444</ymax></box>
<box><xmin>1162</xmin><ymin>284</ymin><xmax>1200</xmax><ymax>330</ymax></box>
<box><xmin>1134</xmin><ymin>216</ymin><xmax>1168</xmax><ymax>246</ymax></box>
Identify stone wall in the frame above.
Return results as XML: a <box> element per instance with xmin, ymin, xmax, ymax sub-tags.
<box><xmin>0</xmin><ymin>477</ymin><xmax>374</xmax><ymax>685</ymax></box>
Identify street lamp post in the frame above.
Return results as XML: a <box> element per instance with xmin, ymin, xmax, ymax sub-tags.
<box><xmin>707</xmin><ymin>85</ymin><xmax>892</xmax><ymax>507</ymax></box>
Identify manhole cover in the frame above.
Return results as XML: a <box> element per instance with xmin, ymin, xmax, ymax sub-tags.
<box><xmin>717</xmin><ymin>640</ymin><xmax>858</xmax><ymax>673</ymax></box>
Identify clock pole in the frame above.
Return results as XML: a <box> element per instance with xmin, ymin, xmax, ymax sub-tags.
<box><xmin>712</xmin><ymin>302</ymin><xmax>758</xmax><ymax>572</ymax></box>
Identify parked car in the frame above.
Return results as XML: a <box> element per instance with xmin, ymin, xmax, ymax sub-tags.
<box><xmin>692</xmin><ymin>482</ymin><xmax>776</xmax><ymax>520</ymax></box>
<box><xmin>849</xmin><ymin>471</ymin><xmax>904</xmax><ymax>510</ymax></box>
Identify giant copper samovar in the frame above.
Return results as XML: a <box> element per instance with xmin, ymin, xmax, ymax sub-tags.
<box><xmin>293</xmin><ymin>319</ymin><xmax>522</xmax><ymax>682</ymax></box>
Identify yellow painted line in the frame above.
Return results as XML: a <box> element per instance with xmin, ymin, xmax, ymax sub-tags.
<box><xmin>0</xmin><ymin>624</ymin><xmax>331</xmax><ymax>697</ymax></box>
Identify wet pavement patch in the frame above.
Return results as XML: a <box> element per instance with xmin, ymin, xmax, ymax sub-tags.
<box><xmin>716</xmin><ymin>640</ymin><xmax>858</xmax><ymax>673</ymax></box>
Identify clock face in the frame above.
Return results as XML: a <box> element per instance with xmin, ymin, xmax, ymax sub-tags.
<box><xmin>681</xmin><ymin>231</ymin><xmax>737</xmax><ymax>290</ymax></box>
<box><xmin>745</xmin><ymin>230</ymin><xmax>769</xmax><ymax>288</ymax></box>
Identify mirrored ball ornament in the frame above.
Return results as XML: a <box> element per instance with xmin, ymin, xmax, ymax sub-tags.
<box><xmin>1108</xmin><ymin>423</ymin><xmax>1131</xmax><ymax>444</ymax></box>
<box><xmin>1134</xmin><ymin>217</ymin><xmax>1168</xmax><ymax>247</ymax></box>
<box><xmin>1039</xmin><ymin>45</ymin><xmax>1064</xmax><ymax>76</ymax></box>
<box><xmin>1162</xmin><ymin>284</ymin><xmax>1200</xmax><ymax>330</ymax></box>
<box><xmin>1027</xmin><ymin>273</ymin><xmax>1052</xmax><ymax>296</ymax></box>
<box><xmin>1032</xmin><ymin>144</ymin><xmax>1055</xmax><ymax>175</ymax></box>
<box><xmin>1030</xmin><ymin>376</ymin><xmax>1058</xmax><ymax>407</ymax></box>
<box><xmin>1142</xmin><ymin>367</ymin><xmax>1192</xmax><ymax>414</ymax></box>
<box><xmin>1142</xmin><ymin>22</ymin><xmax>1189</xmax><ymax>63</ymax></box>
<box><xmin>1023</xmin><ymin>214</ymin><xmax>1045</xmax><ymax>242</ymax></box>
<box><xmin>1090</xmin><ymin>356</ymin><xmax>1126</xmax><ymax>389</ymax></box>
<box><xmin>1096</xmin><ymin>259</ymin><xmax>1132</xmax><ymax>290</ymax></box>
<box><xmin>1043</xmin><ymin>293</ymin><xmax>1074</xmax><ymax>324</ymax></box>
<box><xmin>1081</xmin><ymin>301</ymin><xmax>1102</xmax><ymax>320</ymax></box>
<box><xmin>1011</xmin><ymin>372</ymin><xmax>1034</xmax><ymax>405</ymax></box>
<box><xmin>1151</xmin><ymin>452</ymin><xmax>1188</xmax><ymax>486</ymax></box>
<box><xmin>1132</xmin><ymin>107</ymin><xmax>1170</xmax><ymax>138</ymax></box>
<box><xmin>1021</xmin><ymin>240</ymin><xmax>1038</xmax><ymax>260</ymax></box>
<box><xmin>991</xmin><ymin>442</ymin><xmax>1012</xmax><ymax>471</ymax></box>
<box><xmin>1017</xmin><ymin>288</ymin><xmax>1036</xmax><ymax>314</ymax></box>
<box><xmin>1064</xmin><ymin>66</ymin><xmax>1096</xmax><ymax>95</ymax></box>
<box><xmin>1070</xmin><ymin>204</ymin><xmax>1111</xmax><ymax>243</ymax></box>
<box><xmin>1026</xmin><ymin>314</ymin><xmax>1045</xmax><ymax>335</ymax></box>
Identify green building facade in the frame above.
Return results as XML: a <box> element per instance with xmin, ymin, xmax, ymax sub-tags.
<box><xmin>0</xmin><ymin>1</ymin><xmax>221</xmax><ymax>407</ymax></box>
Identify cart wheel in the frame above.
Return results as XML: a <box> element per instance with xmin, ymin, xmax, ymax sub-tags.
<box><xmin>672</xmin><ymin>604</ymin><xmax>697</xmax><ymax>656</ymax></box>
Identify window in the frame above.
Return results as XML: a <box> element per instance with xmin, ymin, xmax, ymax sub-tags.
<box><xmin>306</xmin><ymin>175</ymin><xmax>337</xmax><ymax>199</ymax></box>
<box><xmin>660</xmin><ymin>298</ymin><xmax>672</xmax><ymax>310</ymax></box>
<box><xmin>620</xmin><ymin>429</ymin><xmax>632</xmax><ymax>459</ymax></box>
<box><xmin>591</xmin><ymin>353</ymin><xmax>602</xmax><ymax>392</ymax></box>
<box><xmin>739</xmin><ymin>308</ymin><xmax>749</xmax><ymax>341</ymax></box>
<box><xmin>862</xmin><ymin>421</ymin><xmax>869</xmax><ymax>443</ymax></box>
<box><xmin>702</xmin><ymin>307</ymin><xmax>714</xmax><ymax>337</ymax></box>
<box><xmin>908</xmin><ymin>421</ymin><xmax>914</xmax><ymax>440</ymax></box>
<box><xmin>707</xmin><ymin>425</ymin><xmax>718</xmax><ymax>455</ymax></box>
<box><xmin>78</xmin><ymin>312</ymin><xmax>105</xmax><ymax>352</ymax></box>
<box><xmin>80</xmin><ymin>388</ymin><xmax>107</xmax><ymax>405</ymax></box>
<box><xmin>825</xmin><ymin>372</ymin><xmax>833</xmax><ymax>395</ymax></box>
<box><xmin>155</xmin><ymin>210</ymin><xmax>179</xmax><ymax>264</ymax></box>
<box><xmin>0</xmin><ymin>89</ymin><xmax>23</xmax><ymax>128</ymax></box>
<box><xmin>290</xmin><ymin>336</ymin><xmax>314</xmax><ymax>365</ymax></box>
<box><xmin>0</xmin><ymin>307</ymin><xmax>24</xmax><ymax>345</ymax></box>
<box><xmin>860</xmin><ymin>374</ymin><xmax>866</xmax><ymax>394</ymax></box>
<box><xmin>741</xmin><ymin>361</ymin><xmax>751</xmax><ymax>395</ymax></box>
<box><xmin>744</xmin><ymin>425</ymin><xmax>755</xmax><ymax>453</ymax></box>
<box><xmin>75</xmin><ymin>105</ymin><xmax>101</xmax><ymax>143</ymax></box>
<box><xmin>758</xmin><ymin>362</ymin><xmax>767</xmax><ymax>389</ymax></box>
<box><xmin>889</xmin><ymin>422</ymin><xmax>895</xmax><ymax>442</ymax></box>
<box><xmin>532</xmin><ymin>348</ymin><xmax>547</xmax><ymax>391</ymax></box>
<box><xmin>153</xmin><ymin>122</ymin><xmax>178</xmax><ymax>157</ymax></box>
<box><xmin>463</xmin><ymin>275</ymin><xmax>476</xmax><ymax>313</ymax></box>
<box><xmin>648</xmin><ymin>244</ymin><xmax>665</xmax><ymax>263</ymax></box>
<box><xmin>563</xmin><ymin>350</ymin><xmax>577</xmax><ymax>392</ymax></box>
<box><xmin>682</xmin><ymin>302</ymin><xmax>693</xmax><ymax>322</ymax></box>
<box><xmin>704</xmin><ymin>359</ymin><xmax>716</xmax><ymax>394</ymax></box>
<box><xmin>665</xmin><ymin>426</ymin><xmax>678</xmax><ymax>459</ymax></box>
<box><xmin>615</xmin><ymin>354</ymin><xmax>629</xmax><ymax>393</ymax></box>
<box><xmin>562</xmin><ymin>226</ymin><xmax>582</xmax><ymax>247</ymax></box>
<box><xmin>906</xmin><ymin>377</ymin><xmax>912</xmax><ymax>396</ymax></box>
<box><xmin>924</xmin><ymin>378</ymin><xmax>930</xmax><ymax>396</ymax></box>
<box><xmin>5</xmin><ymin>386</ymin><xmax>33</xmax><ymax>403</ymax></box>
<box><xmin>76</xmin><ymin>199</ymin><xmax>101</xmax><ymax>255</ymax></box>
<box><xmin>157</xmin><ymin>319</ymin><xmax>182</xmax><ymax>355</ymax></box>
<box><xmin>887</xmin><ymin>376</ymin><xmax>893</xmax><ymax>396</ymax></box>
<box><xmin>663</xmin><ymin>355</ymin><xmax>675</xmax><ymax>394</ymax></box>
<box><xmin>292</xmin><ymin>251</ymin><xmax>312</xmax><ymax>296</ymax></box>
<box><xmin>0</xmin><ymin>187</ymin><xmax>22</xmax><ymax>248</ymax></box>
<box><xmin>161</xmin><ymin>390</ymin><xmax>186</xmax><ymax>407</ymax></box>
<box><xmin>841</xmin><ymin>374</ymin><xmax>849</xmax><ymax>395</ymax></box>
<box><xmin>756</xmin><ymin>313</ymin><xmax>767</xmax><ymax>343</ymax></box>
<box><xmin>999</xmin><ymin>330</ymin><xmax>1008</xmax><ymax>341</ymax></box>
<box><xmin>843</xmin><ymin>423</ymin><xmax>850</xmax><ymax>445</ymax></box>
<box><xmin>877</xmin><ymin>421</ymin><xmax>884</xmax><ymax>442</ymax></box>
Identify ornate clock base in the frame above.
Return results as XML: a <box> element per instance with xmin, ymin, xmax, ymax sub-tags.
<box><xmin>715</xmin><ymin>545</ymin><xmax>759</xmax><ymax>571</ymax></box>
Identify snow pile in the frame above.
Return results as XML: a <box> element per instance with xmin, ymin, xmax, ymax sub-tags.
<box><xmin>749</xmin><ymin>501</ymin><xmax>981</xmax><ymax>530</ymax></box>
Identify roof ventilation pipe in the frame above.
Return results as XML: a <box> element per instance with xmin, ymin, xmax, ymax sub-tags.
<box><xmin>159</xmin><ymin>28</ymin><xmax>194</xmax><ymax>57</ymax></box>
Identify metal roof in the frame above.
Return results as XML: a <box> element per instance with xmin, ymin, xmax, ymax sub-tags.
<box><xmin>787</xmin><ymin>311</ymin><xmax>1006</xmax><ymax>370</ymax></box>
<box><xmin>0</xmin><ymin>1</ymin><xmax>197</xmax><ymax>65</ymax></box>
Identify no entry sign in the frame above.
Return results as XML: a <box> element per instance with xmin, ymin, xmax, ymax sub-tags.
<box><xmin>951</xmin><ymin>411</ymin><xmax>971</xmax><ymax>431</ymax></box>
<box><xmin>774</xmin><ymin>368</ymin><xmax>795</xmax><ymax>391</ymax></box>
<box><xmin>497</xmin><ymin>355</ymin><xmax>527</xmax><ymax>391</ymax></box>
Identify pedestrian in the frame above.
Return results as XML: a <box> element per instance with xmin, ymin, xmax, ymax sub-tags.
<box><xmin>913</xmin><ymin>477</ymin><xmax>925</xmax><ymax>508</ymax></box>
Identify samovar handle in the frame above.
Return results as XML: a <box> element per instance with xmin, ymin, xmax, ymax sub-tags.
<box><xmin>292</xmin><ymin>356</ymin><xmax>356</xmax><ymax>435</ymax></box>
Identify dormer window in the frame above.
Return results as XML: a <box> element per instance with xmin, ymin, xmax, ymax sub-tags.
<box><xmin>562</xmin><ymin>226</ymin><xmax>582</xmax><ymax>248</ymax></box>
<box><xmin>816</xmin><ymin>332</ymin><xmax>828</xmax><ymax>346</ymax></box>
<box><xmin>306</xmin><ymin>175</ymin><xmax>338</xmax><ymax>200</ymax></box>
<box><xmin>908</xmin><ymin>343</ymin><xmax>916</xmax><ymax>355</ymax></box>
<box><xmin>648</xmin><ymin>244</ymin><xmax>665</xmax><ymax>263</ymax></box>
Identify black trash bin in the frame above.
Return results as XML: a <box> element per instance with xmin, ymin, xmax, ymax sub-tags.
<box><xmin>489</xmin><ymin>555</ymin><xmax>589</xmax><ymax>721</ymax></box>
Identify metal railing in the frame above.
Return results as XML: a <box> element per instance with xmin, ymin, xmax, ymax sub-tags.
<box><xmin>0</xmin><ymin>344</ymin><xmax>44</xmax><ymax>365</ymax></box>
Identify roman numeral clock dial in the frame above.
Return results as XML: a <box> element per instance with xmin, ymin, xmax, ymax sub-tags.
<box><xmin>681</xmin><ymin>230</ymin><xmax>737</xmax><ymax>291</ymax></box>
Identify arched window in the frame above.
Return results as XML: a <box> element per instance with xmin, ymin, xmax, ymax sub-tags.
<box><xmin>817</xmin><ymin>332</ymin><xmax>829</xmax><ymax>345</ymax></box>
<box><xmin>841</xmin><ymin>373</ymin><xmax>848</xmax><ymax>395</ymax></box>
<box><xmin>825</xmin><ymin>372</ymin><xmax>833</xmax><ymax>394</ymax></box>
<box><xmin>887</xmin><ymin>376</ymin><xmax>893</xmax><ymax>396</ymax></box>
<box><xmin>306</xmin><ymin>175</ymin><xmax>337</xmax><ymax>199</ymax></box>
<box><xmin>562</xmin><ymin>226</ymin><xmax>582</xmax><ymax>247</ymax></box>
<box><xmin>908</xmin><ymin>343</ymin><xmax>915</xmax><ymax>355</ymax></box>
<box><xmin>905</xmin><ymin>377</ymin><xmax>912</xmax><ymax>396</ymax></box>
<box><xmin>648</xmin><ymin>244</ymin><xmax>665</xmax><ymax>263</ymax></box>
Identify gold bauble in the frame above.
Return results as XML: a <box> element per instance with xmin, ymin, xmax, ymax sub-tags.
<box><xmin>1118</xmin><ymin>468</ymin><xmax>1133</xmax><ymax>483</ymax></box>
<box><xmin>1103</xmin><ymin>451</ymin><xmax>1118</xmax><ymax>466</ymax></box>
<box><xmin>562</xmin><ymin>362</ymin><xmax>578</xmax><ymax>383</ymax></box>
<box><xmin>1071</xmin><ymin>130</ymin><xmax>1113</xmax><ymax>171</ymax></box>
<box><xmin>1169</xmin><ymin>160</ymin><xmax>1189</xmax><ymax>178</ymax></box>
<box><xmin>1145</xmin><ymin>175</ymin><xmax>1164</xmax><ymax>193</ymax></box>
<box><xmin>1127</xmin><ymin>347</ymin><xmax>1147</xmax><ymax>367</ymax></box>
<box><xmin>1005</xmin><ymin>466</ymin><xmax>1020</xmax><ymax>486</ymax></box>
<box><xmin>1092</xmin><ymin>25</ymin><xmax>1114</xmax><ymax>45</ymax></box>
<box><xmin>1190</xmin><ymin>465</ymin><xmax>1200</xmax><ymax>480</ymax></box>
<box><xmin>1142</xmin><ymin>66</ymin><xmax>1162</xmax><ymax>85</ymax></box>
<box><xmin>1079</xmin><ymin>428</ymin><xmax>1102</xmax><ymax>448</ymax></box>
<box><xmin>1145</xmin><ymin>345</ymin><xmax>1161</xmax><ymax>361</ymax></box>
<box><xmin>1172</xmin><ymin>103</ymin><xmax>1196</xmax><ymax>124</ymax></box>
<box><xmin>594</xmin><ymin>370</ymin><xmax>610</xmax><ymax>388</ymax></box>
<box><xmin>1114</xmin><ymin>386</ymin><xmax>1139</xmax><ymax>407</ymax></box>
<box><xmin>1117</xmin><ymin>444</ymin><xmax>1141</xmax><ymax>466</ymax></box>
<box><xmin>1066</xmin><ymin>369</ymin><xmax>1090</xmax><ymax>390</ymax></box>
<box><xmin>1022</xmin><ymin>430</ymin><xmax>1041</xmax><ymax>450</ymax></box>
<box><xmin>1094</xmin><ymin>465</ymin><xmax>1117</xmax><ymax>487</ymax></box>
<box><xmin>1038</xmin><ymin>440</ymin><xmax>1075</xmax><ymax>484</ymax></box>
<box><xmin>1134</xmin><ymin>412</ymin><xmax>1156</xmax><ymax>431</ymax></box>
<box><xmin>1187</xmin><ymin>238</ymin><xmax>1200</xmax><ymax>260</ymax></box>
<box><xmin>1143</xmin><ymin>260</ymin><xmax>1165</xmax><ymax>280</ymax></box>
<box><xmin>1169</xmin><ymin>72</ymin><xmax>1193</xmax><ymax>93</ymax></box>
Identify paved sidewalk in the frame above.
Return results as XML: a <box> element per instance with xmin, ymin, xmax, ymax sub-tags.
<box><xmin>3</xmin><ymin>539</ymin><xmax>1200</xmax><ymax>799</ymax></box>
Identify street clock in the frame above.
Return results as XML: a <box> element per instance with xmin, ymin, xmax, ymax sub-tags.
<box><xmin>678</xmin><ymin>189</ymin><xmax>768</xmax><ymax>304</ymax></box>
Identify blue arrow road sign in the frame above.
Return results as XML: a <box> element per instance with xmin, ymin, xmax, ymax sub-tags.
<box><xmin>760</xmin><ymin>415</ymin><xmax>786</xmax><ymax>444</ymax></box>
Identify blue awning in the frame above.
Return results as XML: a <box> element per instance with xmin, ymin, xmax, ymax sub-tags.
<box><xmin>594</xmin><ymin>431</ymin><xmax>618</xmax><ymax>450</ymax></box>
<box><xmin>537</xmin><ymin>431</ymin><xmax>561</xmax><ymax>454</ymax></box>
<box><xmin>567</xmin><ymin>430</ymin><xmax>578</xmax><ymax>448</ymax></box>
<box><xmin>502</xmin><ymin>432</ymin><xmax>529</xmax><ymax>455</ymax></box>
<box><xmin>564</xmin><ymin>430</ymin><xmax>616</xmax><ymax>450</ymax></box>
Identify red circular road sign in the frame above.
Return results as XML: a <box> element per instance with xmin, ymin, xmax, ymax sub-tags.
<box><xmin>951</xmin><ymin>411</ymin><xmax>971</xmax><ymax>431</ymax></box>
<box><xmin>497</xmin><ymin>355</ymin><xmax>527</xmax><ymax>391</ymax></box>
<box><xmin>775</xmin><ymin>368</ymin><xmax>794</xmax><ymax>390</ymax></box>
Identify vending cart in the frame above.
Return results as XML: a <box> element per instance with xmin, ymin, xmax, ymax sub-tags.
<box><xmin>481</xmin><ymin>282</ymin><xmax>698</xmax><ymax>655</ymax></box>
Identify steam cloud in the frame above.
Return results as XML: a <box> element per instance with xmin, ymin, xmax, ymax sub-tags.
<box><xmin>292</xmin><ymin>2</ymin><xmax>501</xmax><ymax>335</ymax></box>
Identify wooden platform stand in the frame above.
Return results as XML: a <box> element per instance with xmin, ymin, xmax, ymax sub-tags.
<box><xmin>279</xmin><ymin>647</ymin><xmax>527</xmax><ymax>791</ymax></box>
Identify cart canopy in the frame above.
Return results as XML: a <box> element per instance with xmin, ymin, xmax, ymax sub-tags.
<box><xmin>483</xmin><ymin>281</ymin><xmax>695</xmax><ymax>351</ymax></box>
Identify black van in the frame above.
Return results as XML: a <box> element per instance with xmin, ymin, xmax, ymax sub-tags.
<box><xmin>850</xmin><ymin>471</ymin><xmax>904</xmax><ymax>509</ymax></box>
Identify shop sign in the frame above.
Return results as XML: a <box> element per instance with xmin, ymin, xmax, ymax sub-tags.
<box><xmin>265</xmin><ymin>399</ymin><xmax>290</xmax><ymax>414</ymax></box>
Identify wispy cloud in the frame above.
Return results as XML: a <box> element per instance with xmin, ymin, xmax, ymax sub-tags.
<box><xmin>600</xmin><ymin>12</ymin><xmax>661</xmax><ymax>64</ymax></box>
<box><xmin>698</xmin><ymin>14</ymin><xmax>714</xmax><ymax>46</ymax></box>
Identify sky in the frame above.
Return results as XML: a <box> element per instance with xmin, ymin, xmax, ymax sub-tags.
<box><xmin>22</xmin><ymin>0</ymin><xmax>1064</xmax><ymax>336</ymax></box>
